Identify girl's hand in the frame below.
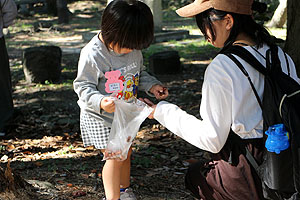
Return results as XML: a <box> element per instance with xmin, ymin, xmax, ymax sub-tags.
<box><xmin>149</xmin><ymin>84</ymin><xmax>169</xmax><ymax>100</ymax></box>
<box><xmin>140</xmin><ymin>98</ymin><xmax>156</xmax><ymax>119</ymax></box>
<box><xmin>100</xmin><ymin>97</ymin><xmax>115</xmax><ymax>113</ymax></box>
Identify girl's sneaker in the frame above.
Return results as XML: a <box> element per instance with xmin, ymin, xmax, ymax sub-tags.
<box><xmin>120</xmin><ymin>188</ymin><xmax>137</xmax><ymax>200</ymax></box>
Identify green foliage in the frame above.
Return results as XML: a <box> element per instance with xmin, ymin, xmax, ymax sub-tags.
<box><xmin>142</xmin><ymin>44</ymin><xmax>168</xmax><ymax>62</ymax></box>
<box><xmin>262</xmin><ymin>0</ymin><xmax>280</xmax><ymax>13</ymax></box>
<box><xmin>12</xmin><ymin>21</ymin><xmax>33</xmax><ymax>32</ymax></box>
<box><xmin>44</xmin><ymin>80</ymin><xmax>51</xmax><ymax>85</ymax></box>
<box><xmin>31</xmin><ymin>79</ymin><xmax>73</xmax><ymax>90</ymax></box>
<box><xmin>251</xmin><ymin>0</ymin><xmax>280</xmax><ymax>23</ymax></box>
<box><xmin>162</xmin><ymin>0</ymin><xmax>192</xmax><ymax>10</ymax></box>
<box><xmin>142</xmin><ymin>39</ymin><xmax>217</xmax><ymax>68</ymax></box>
<box><xmin>0</xmin><ymin>145</ymin><xmax>5</xmax><ymax>152</ymax></box>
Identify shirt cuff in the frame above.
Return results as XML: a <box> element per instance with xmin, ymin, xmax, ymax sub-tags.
<box><xmin>90</xmin><ymin>94</ymin><xmax>104</xmax><ymax>114</ymax></box>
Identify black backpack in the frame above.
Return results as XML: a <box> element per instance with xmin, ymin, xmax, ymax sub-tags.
<box><xmin>221</xmin><ymin>44</ymin><xmax>300</xmax><ymax>200</ymax></box>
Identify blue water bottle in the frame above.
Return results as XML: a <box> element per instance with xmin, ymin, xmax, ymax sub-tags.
<box><xmin>265</xmin><ymin>124</ymin><xmax>289</xmax><ymax>154</ymax></box>
<box><xmin>263</xmin><ymin>124</ymin><xmax>293</xmax><ymax>191</ymax></box>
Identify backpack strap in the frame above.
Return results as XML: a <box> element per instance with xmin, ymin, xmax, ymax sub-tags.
<box><xmin>245</xmin><ymin>145</ymin><xmax>260</xmax><ymax>173</ymax></box>
<box><xmin>222</xmin><ymin>45</ymin><xmax>268</xmax><ymax>75</ymax></box>
<box><xmin>224</xmin><ymin>53</ymin><xmax>263</xmax><ymax>109</ymax></box>
<box><xmin>268</xmin><ymin>45</ymin><xmax>284</xmax><ymax>73</ymax></box>
<box><xmin>222</xmin><ymin>47</ymin><xmax>264</xmax><ymax>176</ymax></box>
<box><xmin>282</xmin><ymin>50</ymin><xmax>290</xmax><ymax>76</ymax></box>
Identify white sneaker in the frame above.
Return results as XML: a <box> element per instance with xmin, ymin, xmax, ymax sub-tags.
<box><xmin>120</xmin><ymin>188</ymin><xmax>137</xmax><ymax>200</ymax></box>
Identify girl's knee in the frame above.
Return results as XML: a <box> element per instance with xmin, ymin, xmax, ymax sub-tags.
<box><xmin>101</xmin><ymin>146</ymin><xmax>133</xmax><ymax>163</ymax></box>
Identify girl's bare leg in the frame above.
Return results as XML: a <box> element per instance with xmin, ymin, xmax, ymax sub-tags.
<box><xmin>120</xmin><ymin>147</ymin><xmax>132</xmax><ymax>189</ymax></box>
<box><xmin>102</xmin><ymin>151</ymin><xmax>122</xmax><ymax>200</ymax></box>
<box><xmin>101</xmin><ymin>147</ymin><xmax>132</xmax><ymax>199</ymax></box>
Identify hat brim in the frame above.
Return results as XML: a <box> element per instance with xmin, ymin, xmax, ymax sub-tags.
<box><xmin>176</xmin><ymin>1</ymin><xmax>212</xmax><ymax>18</ymax></box>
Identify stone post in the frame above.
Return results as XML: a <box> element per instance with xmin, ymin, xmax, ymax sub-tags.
<box><xmin>141</xmin><ymin>0</ymin><xmax>162</xmax><ymax>31</ymax></box>
<box><xmin>106</xmin><ymin>0</ymin><xmax>162</xmax><ymax>31</ymax></box>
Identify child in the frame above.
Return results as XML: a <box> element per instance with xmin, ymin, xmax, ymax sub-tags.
<box><xmin>73</xmin><ymin>0</ymin><xmax>168</xmax><ymax>199</ymax></box>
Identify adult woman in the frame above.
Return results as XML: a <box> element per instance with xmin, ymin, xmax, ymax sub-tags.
<box><xmin>0</xmin><ymin>0</ymin><xmax>17</xmax><ymax>137</ymax></box>
<box><xmin>143</xmin><ymin>0</ymin><xmax>300</xmax><ymax>199</ymax></box>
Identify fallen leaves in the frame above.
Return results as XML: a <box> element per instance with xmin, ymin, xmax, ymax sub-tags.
<box><xmin>66</xmin><ymin>183</ymin><xmax>73</xmax><ymax>187</ymax></box>
<box><xmin>34</xmin><ymin>161</ymin><xmax>43</xmax><ymax>167</ymax></box>
<box><xmin>0</xmin><ymin>135</ymin><xmax>100</xmax><ymax>163</ymax></box>
<box><xmin>6</xmin><ymin>144</ymin><xmax>15</xmax><ymax>151</ymax></box>
<box><xmin>80</xmin><ymin>173</ymin><xmax>89</xmax><ymax>179</ymax></box>
<box><xmin>72</xmin><ymin>190</ymin><xmax>86</xmax><ymax>198</ymax></box>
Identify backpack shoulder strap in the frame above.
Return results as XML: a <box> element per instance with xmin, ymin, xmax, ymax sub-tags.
<box><xmin>222</xmin><ymin>50</ymin><xmax>263</xmax><ymax>109</ymax></box>
<box><xmin>222</xmin><ymin>48</ymin><xmax>263</xmax><ymax>178</ymax></box>
<box><xmin>280</xmin><ymin>48</ymin><xmax>291</xmax><ymax>76</ymax></box>
<box><xmin>222</xmin><ymin>45</ymin><xmax>268</xmax><ymax>75</ymax></box>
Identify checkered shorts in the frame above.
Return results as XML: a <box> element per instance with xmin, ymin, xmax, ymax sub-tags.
<box><xmin>80</xmin><ymin>112</ymin><xmax>111</xmax><ymax>149</ymax></box>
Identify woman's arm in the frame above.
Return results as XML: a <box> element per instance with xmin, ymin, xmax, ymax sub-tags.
<box><xmin>153</xmin><ymin>60</ymin><xmax>233</xmax><ymax>153</ymax></box>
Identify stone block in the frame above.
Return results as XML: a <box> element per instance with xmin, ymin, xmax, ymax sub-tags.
<box><xmin>149</xmin><ymin>51</ymin><xmax>181</xmax><ymax>75</ymax></box>
<box><xmin>23</xmin><ymin>46</ymin><xmax>62</xmax><ymax>83</ymax></box>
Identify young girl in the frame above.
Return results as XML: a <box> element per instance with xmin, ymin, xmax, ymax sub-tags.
<box><xmin>143</xmin><ymin>0</ymin><xmax>300</xmax><ymax>199</ymax></box>
<box><xmin>73</xmin><ymin>0</ymin><xmax>168</xmax><ymax>199</ymax></box>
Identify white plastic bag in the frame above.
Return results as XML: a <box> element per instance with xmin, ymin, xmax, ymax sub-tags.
<box><xmin>103</xmin><ymin>98</ymin><xmax>153</xmax><ymax>161</ymax></box>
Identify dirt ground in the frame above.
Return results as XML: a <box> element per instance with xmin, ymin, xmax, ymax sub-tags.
<box><xmin>0</xmin><ymin>0</ymin><xmax>219</xmax><ymax>199</ymax></box>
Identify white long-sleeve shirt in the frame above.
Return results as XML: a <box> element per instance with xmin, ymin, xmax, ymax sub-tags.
<box><xmin>154</xmin><ymin>44</ymin><xmax>300</xmax><ymax>153</ymax></box>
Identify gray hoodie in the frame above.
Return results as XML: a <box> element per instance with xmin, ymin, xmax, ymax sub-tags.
<box><xmin>74</xmin><ymin>34</ymin><xmax>161</xmax><ymax>127</ymax></box>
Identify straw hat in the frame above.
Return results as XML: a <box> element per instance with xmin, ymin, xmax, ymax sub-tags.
<box><xmin>176</xmin><ymin>0</ymin><xmax>254</xmax><ymax>17</ymax></box>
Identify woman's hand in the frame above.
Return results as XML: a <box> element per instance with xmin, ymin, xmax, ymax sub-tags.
<box><xmin>100</xmin><ymin>97</ymin><xmax>115</xmax><ymax>113</ymax></box>
<box><xmin>149</xmin><ymin>84</ymin><xmax>169</xmax><ymax>100</ymax></box>
<box><xmin>140</xmin><ymin>98</ymin><xmax>156</xmax><ymax>119</ymax></box>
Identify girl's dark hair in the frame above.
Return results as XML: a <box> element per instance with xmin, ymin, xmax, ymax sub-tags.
<box><xmin>195</xmin><ymin>8</ymin><xmax>273</xmax><ymax>49</ymax></box>
<box><xmin>101</xmin><ymin>0</ymin><xmax>154</xmax><ymax>50</ymax></box>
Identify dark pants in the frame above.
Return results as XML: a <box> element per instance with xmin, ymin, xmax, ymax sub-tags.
<box><xmin>185</xmin><ymin>131</ymin><xmax>265</xmax><ymax>200</ymax></box>
<box><xmin>0</xmin><ymin>36</ymin><xmax>13</xmax><ymax>132</ymax></box>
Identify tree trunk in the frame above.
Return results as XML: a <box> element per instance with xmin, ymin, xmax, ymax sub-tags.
<box><xmin>46</xmin><ymin>0</ymin><xmax>57</xmax><ymax>16</ymax></box>
<box><xmin>284</xmin><ymin>0</ymin><xmax>300</xmax><ymax>76</ymax></box>
<box><xmin>267</xmin><ymin>0</ymin><xmax>287</xmax><ymax>28</ymax></box>
<box><xmin>56</xmin><ymin>0</ymin><xmax>69</xmax><ymax>24</ymax></box>
<box><xmin>0</xmin><ymin>161</ymin><xmax>38</xmax><ymax>199</ymax></box>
